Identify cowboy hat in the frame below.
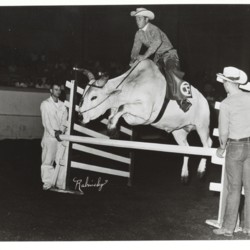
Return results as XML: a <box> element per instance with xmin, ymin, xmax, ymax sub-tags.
<box><xmin>239</xmin><ymin>82</ymin><xmax>250</xmax><ymax>91</ymax></box>
<box><xmin>130</xmin><ymin>8</ymin><xmax>155</xmax><ymax>20</ymax></box>
<box><xmin>216</xmin><ymin>66</ymin><xmax>247</xmax><ymax>84</ymax></box>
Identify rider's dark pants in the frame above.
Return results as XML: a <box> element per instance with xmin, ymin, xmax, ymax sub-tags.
<box><xmin>155</xmin><ymin>49</ymin><xmax>191</xmax><ymax>101</ymax></box>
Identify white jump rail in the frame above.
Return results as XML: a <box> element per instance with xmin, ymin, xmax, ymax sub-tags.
<box><xmin>59</xmin><ymin>135</ymin><xmax>224</xmax><ymax>182</ymax></box>
<box><xmin>60</xmin><ymin>134</ymin><xmax>218</xmax><ymax>158</ymax></box>
<box><xmin>63</xmin><ymin>80</ymin><xmax>133</xmax><ymax>190</ymax></box>
<box><xmin>205</xmin><ymin>101</ymin><xmax>226</xmax><ymax>229</ymax></box>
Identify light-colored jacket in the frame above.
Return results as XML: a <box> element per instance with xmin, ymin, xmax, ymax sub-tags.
<box><xmin>131</xmin><ymin>22</ymin><xmax>173</xmax><ymax>62</ymax></box>
<box><xmin>40</xmin><ymin>97</ymin><xmax>68</xmax><ymax>138</ymax></box>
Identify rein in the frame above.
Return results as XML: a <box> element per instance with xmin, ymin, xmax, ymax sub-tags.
<box><xmin>115</xmin><ymin>60</ymin><xmax>141</xmax><ymax>90</ymax></box>
<box><xmin>80</xmin><ymin>60</ymin><xmax>141</xmax><ymax>114</ymax></box>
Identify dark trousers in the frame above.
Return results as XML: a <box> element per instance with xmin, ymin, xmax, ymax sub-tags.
<box><xmin>155</xmin><ymin>50</ymin><xmax>191</xmax><ymax>100</ymax></box>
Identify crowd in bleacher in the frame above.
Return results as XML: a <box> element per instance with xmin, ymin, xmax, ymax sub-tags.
<box><xmin>0</xmin><ymin>48</ymin><xmax>126</xmax><ymax>90</ymax></box>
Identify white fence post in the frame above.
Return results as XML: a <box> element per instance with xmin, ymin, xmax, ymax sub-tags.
<box><xmin>62</xmin><ymin>80</ymin><xmax>133</xmax><ymax>193</ymax></box>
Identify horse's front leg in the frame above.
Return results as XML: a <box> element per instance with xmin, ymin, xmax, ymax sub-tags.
<box><xmin>196</xmin><ymin>126</ymin><xmax>213</xmax><ymax>178</ymax></box>
<box><xmin>172</xmin><ymin>129</ymin><xmax>190</xmax><ymax>183</ymax></box>
<box><xmin>107</xmin><ymin>107</ymin><xmax>119</xmax><ymax>138</ymax></box>
<box><xmin>108</xmin><ymin>107</ymin><xmax>118</xmax><ymax>120</ymax></box>
<box><xmin>108</xmin><ymin>102</ymin><xmax>152</xmax><ymax>131</ymax></box>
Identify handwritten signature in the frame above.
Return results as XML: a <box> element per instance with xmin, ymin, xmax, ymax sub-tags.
<box><xmin>73</xmin><ymin>177</ymin><xmax>109</xmax><ymax>194</ymax></box>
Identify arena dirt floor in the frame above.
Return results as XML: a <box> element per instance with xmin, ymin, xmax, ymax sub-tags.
<box><xmin>0</xmin><ymin>132</ymin><xmax>249</xmax><ymax>242</ymax></box>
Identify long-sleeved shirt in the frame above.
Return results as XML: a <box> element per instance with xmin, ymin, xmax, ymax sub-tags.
<box><xmin>131</xmin><ymin>22</ymin><xmax>173</xmax><ymax>62</ymax></box>
<box><xmin>219</xmin><ymin>91</ymin><xmax>250</xmax><ymax>143</ymax></box>
<box><xmin>40</xmin><ymin>96</ymin><xmax>68</xmax><ymax>138</ymax></box>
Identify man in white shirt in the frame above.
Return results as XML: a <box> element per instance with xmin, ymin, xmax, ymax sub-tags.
<box><xmin>40</xmin><ymin>83</ymin><xmax>68</xmax><ymax>190</ymax></box>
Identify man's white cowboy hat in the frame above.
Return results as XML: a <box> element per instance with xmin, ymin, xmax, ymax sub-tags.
<box><xmin>239</xmin><ymin>82</ymin><xmax>250</xmax><ymax>91</ymax></box>
<box><xmin>130</xmin><ymin>8</ymin><xmax>155</xmax><ymax>20</ymax></box>
<box><xmin>216</xmin><ymin>66</ymin><xmax>248</xmax><ymax>84</ymax></box>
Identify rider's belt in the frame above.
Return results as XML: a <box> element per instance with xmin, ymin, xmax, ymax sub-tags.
<box><xmin>228</xmin><ymin>137</ymin><xmax>250</xmax><ymax>142</ymax></box>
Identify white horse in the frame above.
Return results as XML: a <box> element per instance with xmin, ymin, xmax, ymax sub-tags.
<box><xmin>78</xmin><ymin>59</ymin><xmax>212</xmax><ymax>182</ymax></box>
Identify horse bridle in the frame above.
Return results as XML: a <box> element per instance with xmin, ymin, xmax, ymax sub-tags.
<box><xmin>79</xmin><ymin>60</ymin><xmax>141</xmax><ymax>114</ymax></box>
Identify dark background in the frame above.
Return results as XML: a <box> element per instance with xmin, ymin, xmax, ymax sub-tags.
<box><xmin>0</xmin><ymin>4</ymin><xmax>250</xmax><ymax>91</ymax></box>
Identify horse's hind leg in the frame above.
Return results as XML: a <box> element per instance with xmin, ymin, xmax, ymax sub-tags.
<box><xmin>172</xmin><ymin>129</ymin><xmax>190</xmax><ymax>183</ymax></box>
<box><xmin>196</xmin><ymin>126</ymin><xmax>213</xmax><ymax>178</ymax></box>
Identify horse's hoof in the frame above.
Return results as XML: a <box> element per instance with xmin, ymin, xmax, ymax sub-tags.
<box><xmin>107</xmin><ymin>128</ymin><xmax>119</xmax><ymax>138</ymax></box>
<box><xmin>107</xmin><ymin>123</ymin><xmax>113</xmax><ymax>131</ymax></box>
<box><xmin>197</xmin><ymin>171</ymin><xmax>205</xmax><ymax>179</ymax></box>
<box><xmin>181</xmin><ymin>176</ymin><xmax>189</xmax><ymax>184</ymax></box>
<box><xmin>107</xmin><ymin>127</ymin><xmax>116</xmax><ymax>135</ymax></box>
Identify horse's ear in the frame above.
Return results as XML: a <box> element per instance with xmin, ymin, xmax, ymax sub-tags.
<box><xmin>95</xmin><ymin>75</ymin><xmax>109</xmax><ymax>88</ymax></box>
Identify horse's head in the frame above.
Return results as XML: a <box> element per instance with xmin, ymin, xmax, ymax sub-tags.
<box><xmin>78</xmin><ymin>69</ymin><xmax>116</xmax><ymax>124</ymax></box>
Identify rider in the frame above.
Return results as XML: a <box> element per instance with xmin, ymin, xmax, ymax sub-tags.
<box><xmin>129</xmin><ymin>7</ymin><xmax>192</xmax><ymax>112</ymax></box>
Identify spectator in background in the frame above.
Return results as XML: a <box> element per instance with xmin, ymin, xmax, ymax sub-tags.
<box><xmin>40</xmin><ymin>83</ymin><xmax>68</xmax><ymax>190</ymax></box>
<box><xmin>15</xmin><ymin>81</ymin><xmax>28</xmax><ymax>88</ymax></box>
<box><xmin>203</xmin><ymin>83</ymin><xmax>216</xmax><ymax>108</ymax></box>
<box><xmin>213</xmin><ymin>66</ymin><xmax>250</xmax><ymax>237</ymax></box>
<box><xmin>35</xmin><ymin>79</ymin><xmax>44</xmax><ymax>89</ymax></box>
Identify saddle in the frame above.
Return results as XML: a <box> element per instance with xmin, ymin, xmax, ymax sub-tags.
<box><xmin>157</xmin><ymin>58</ymin><xmax>192</xmax><ymax>101</ymax></box>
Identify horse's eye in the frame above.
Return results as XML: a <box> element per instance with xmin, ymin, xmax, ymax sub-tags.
<box><xmin>91</xmin><ymin>96</ymin><xmax>97</xmax><ymax>101</ymax></box>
